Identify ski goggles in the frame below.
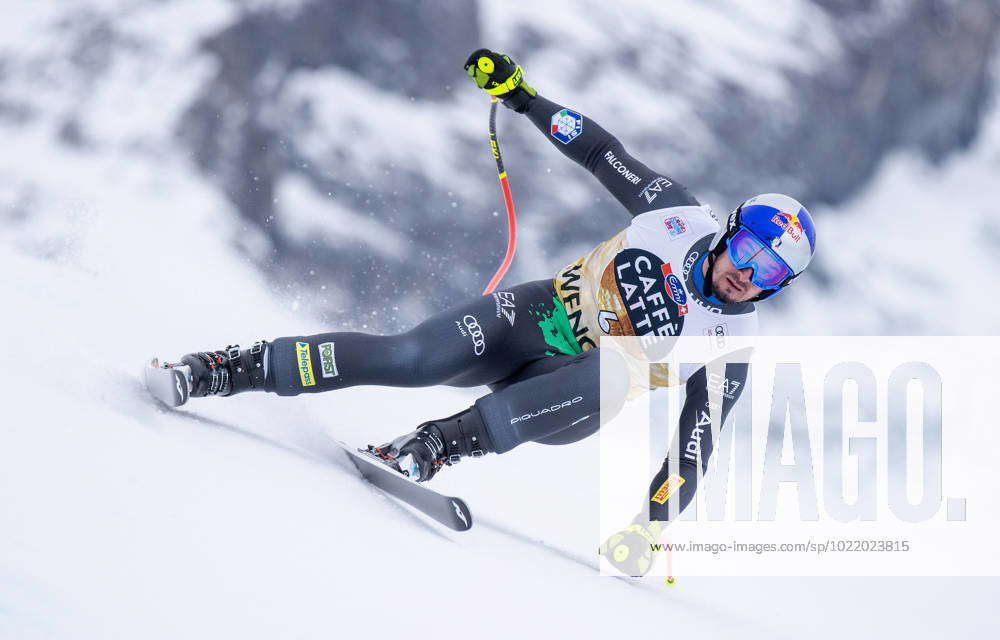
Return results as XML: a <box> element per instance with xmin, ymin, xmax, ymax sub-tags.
<box><xmin>726</xmin><ymin>227</ymin><xmax>794</xmax><ymax>290</ymax></box>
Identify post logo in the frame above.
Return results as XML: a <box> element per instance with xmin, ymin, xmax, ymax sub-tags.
<box><xmin>550</xmin><ymin>109</ymin><xmax>583</xmax><ymax>144</ymax></box>
<box><xmin>319</xmin><ymin>341</ymin><xmax>338</xmax><ymax>378</ymax></box>
<box><xmin>295</xmin><ymin>341</ymin><xmax>316</xmax><ymax>387</ymax></box>
<box><xmin>652</xmin><ymin>474</ymin><xmax>685</xmax><ymax>504</ymax></box>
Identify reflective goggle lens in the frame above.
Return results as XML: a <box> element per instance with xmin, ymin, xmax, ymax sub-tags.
<box><xmin>727</xmin><ymin>228</ymin><xmax>793</xmax><ymax>290</ymax></box>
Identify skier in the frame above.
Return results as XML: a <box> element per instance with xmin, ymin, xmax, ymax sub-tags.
<box><xmin>167</xmin><ymin>49</ymin><xmax>817</xmax><ymax>574</ymax></box>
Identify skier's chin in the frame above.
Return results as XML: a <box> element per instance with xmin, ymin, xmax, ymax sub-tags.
<box><xmin>714</xmin><ymin>274</ymin><xmax>749</xmax><ymax>304</ymax></box>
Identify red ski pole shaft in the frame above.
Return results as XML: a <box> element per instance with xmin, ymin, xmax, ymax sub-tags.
<box><xmin>482</xmin><ymin>96</ymin><xmax>518</xmax><ymax>296</ymax></box>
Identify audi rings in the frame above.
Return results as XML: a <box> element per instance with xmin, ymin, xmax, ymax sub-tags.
<box><xmin>462</xmin><ymin>315</ymin><xmax>486</xmax><ymax>356</ymax></box>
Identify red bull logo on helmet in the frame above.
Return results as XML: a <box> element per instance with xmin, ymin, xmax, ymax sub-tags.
<box><xmin>738</xmin><ymin>194</ymin><xmax>816</xmax><ymax>277</ymax></box>
<box><xmin>771</xmin><ymin>211</ymin><xmax>803</xmax><ymax>243</ymax></box>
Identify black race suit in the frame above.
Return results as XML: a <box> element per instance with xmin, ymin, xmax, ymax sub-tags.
<box><xmin>262</xmin><ymin>93</ymin><xmax>750</xmax><ymax>521</ymax></box>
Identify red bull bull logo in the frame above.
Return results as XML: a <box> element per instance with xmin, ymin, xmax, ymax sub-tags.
<box><xmin>771</xmin><ymin>212</ymin><xmax>803</xmax><ymax>243</ymax></box>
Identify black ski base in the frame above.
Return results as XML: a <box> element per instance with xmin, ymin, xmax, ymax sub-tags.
<box><xmin>334</xmin><ymin>439</ymin><xmax>473</xmax><ymax>532</ymax></box>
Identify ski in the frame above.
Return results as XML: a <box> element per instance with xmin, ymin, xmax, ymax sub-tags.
<box><xmin>142</xmin><ymin>357</ymin><xmax>472</xmax><ymax>531</ymax></box>
<box><xmin>143</xmin><ymin>357</ymin><xmax>192</xmax><ymax>408</ymax></box>
<box><xmin>334</xmin><ymin>439</ymin><xmax>473</xmax><ymax>532</ymax></box>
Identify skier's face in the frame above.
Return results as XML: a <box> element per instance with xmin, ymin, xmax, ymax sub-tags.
<box><xmin>711</xmin><ymin>250</ymin><xmax>764</xmax><ymax>303</ymax></box>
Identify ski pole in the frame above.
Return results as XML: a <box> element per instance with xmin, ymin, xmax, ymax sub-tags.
<box><xmin>481</xmin><ymin>96</ymin><xmax>518</xmax><ymax>296</ymax></box>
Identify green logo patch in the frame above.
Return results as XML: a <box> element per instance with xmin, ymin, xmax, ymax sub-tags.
<box><xmin>319</xmin><ymin>341</ymin><xmax>338</xmax><ymax>378</ymax></box>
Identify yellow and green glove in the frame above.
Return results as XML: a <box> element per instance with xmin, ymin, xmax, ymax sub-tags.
<box><xmin>463</xmin><ymin>48</ymin><xmax>537</xmax><ymax>112</ymax></box>
<box><xmin>599</xmin><ymin>519</ymin><xmax>664</xmax><ymax>577</ymax></box>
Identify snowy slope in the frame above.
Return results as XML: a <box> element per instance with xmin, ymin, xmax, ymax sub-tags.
<box><xmin>1</xmin><ymin>126</ymin><xmax>998</xmax><ymax>639</ymax></box>
<box><xmin>3</xmin><ymin>209</ymin><xmax>999</xmax><ymax>639</ymax></box>
<box><xmin>1</xmin><ymin>1</ymin><xmax>999</xmax><ymax>638</ymax></box>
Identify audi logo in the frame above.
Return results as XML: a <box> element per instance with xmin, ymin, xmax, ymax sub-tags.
<box><xmin>463</xmin><ymin>315</ymin><xmax>486</xmax><ymax>355</ymax></box>
<box><xmin>713</xmin><ymin>325</ymin><xmax>726</xmax><ymax>349</ymax></box>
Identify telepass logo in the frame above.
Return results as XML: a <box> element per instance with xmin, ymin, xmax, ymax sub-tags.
<box><xmin>296</xmin><ymin>341</ymin><xmax>316</xmax><ymax>387</ymax></box>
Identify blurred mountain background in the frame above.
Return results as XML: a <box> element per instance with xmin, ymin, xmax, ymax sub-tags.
<box><xmin>2</xmin><ymin>0</ymin><xmax>999</xmax><ymax>334</ymax></box>
<box><xmin>2</xmin><ymin>5</ymin><xmax>999</xmax><ymax>636</ymax></box>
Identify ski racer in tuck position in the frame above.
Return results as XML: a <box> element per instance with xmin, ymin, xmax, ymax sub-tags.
<box><xmin>166</xmin><ymin>49</ymin><xmax>817</xmax><ymax>573</ymax></box>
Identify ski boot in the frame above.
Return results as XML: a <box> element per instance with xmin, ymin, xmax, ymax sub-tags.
<box><xmin>145</xmin><ymin>341</ymin><xmax>269</xmax><ymax>407</ymax></box>
<box><xmin>179</xmin><ymin>341</ymin><xmax>269</xmax><ymax>398</ymax></box>
<box><xmin>371</xmin><ymin>407</ymin><xmax>494</xmax><ymax>482</ymax></box>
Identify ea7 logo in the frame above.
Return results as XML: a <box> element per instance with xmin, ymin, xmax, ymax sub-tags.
<box><xmin>639</xmin><ymin>176</ymin><xmax>673</xmax><ymax>204</ymax></box>
<box><xmin>493</xmin><ymin>291</ymin><xmax>516</xmax><ymax>326</ymax></box>
<box><xmin>707</xmin><ymin>371</ymin><xmax>741</xmax><ymax>400</ymax></box>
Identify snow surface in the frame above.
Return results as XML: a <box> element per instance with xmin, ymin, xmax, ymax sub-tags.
<box><xmin>2</xmin><ymin>190</ymin><xmax>998</xmax><ymax>639</ymax></box>
<box><xmin>1</xmin><ymin>0</ymin><xmax>999</xmax><ymax>638</ymax></box>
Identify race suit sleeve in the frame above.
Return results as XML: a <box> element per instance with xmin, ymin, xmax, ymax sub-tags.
<box><xmin>646</xmin><ymin>358</ymin><xmax>749</xmax><ymax>521</ymax></box>
<box><xmin>523</xmin><ymin>94</ymin><xmax>699</xmax><ymax>216</ymax></box>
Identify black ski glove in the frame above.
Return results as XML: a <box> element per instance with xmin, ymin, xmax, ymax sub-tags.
<box><xmin>463</xmin><ymin>48</ymin><xmax>537</xmax><ymax>112</ymax></box>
